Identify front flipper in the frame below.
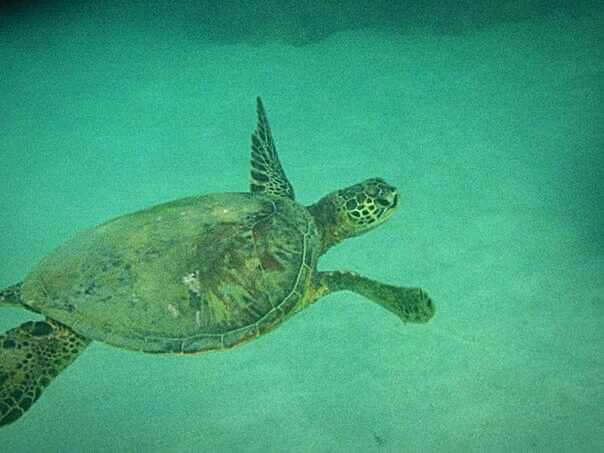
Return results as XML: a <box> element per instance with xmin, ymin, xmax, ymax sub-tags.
<box><xmin>250</xmin><ymin>97</ymin><xmax>295</xmax><ymax>200</ymax></box>
<box><xmin>314</xmin><ymin>271</ymin><xmax>434</xmax><ymax>323</ymax></box>
<box><xmin>0</xmin><ymin>319</ymin><xmax>90</xmax><ymax>427</ymax></box>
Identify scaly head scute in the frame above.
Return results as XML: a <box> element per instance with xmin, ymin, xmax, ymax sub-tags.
<box><xmin>334</xmin><ymin>177</ymin><xmax>400</xmax><ymax>236</ymax></box>
<box><xmin>308</xmin><ymin>178</ymin><xmax>400</xmax><ymax>254</ymax></box>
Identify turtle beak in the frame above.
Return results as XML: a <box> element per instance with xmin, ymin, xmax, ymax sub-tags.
<box><xmin>378</xmin><ymin>188</ymin><xmax>399</xmax><ymax>210</ymax></box>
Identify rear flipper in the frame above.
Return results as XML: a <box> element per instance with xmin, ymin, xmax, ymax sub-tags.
<box><xmin>0</xmin><ymin>282</ymin><xmax>23</xmax><ymax>307</ymax></box>
<box><xmin>0</xmin><ymin>319</ymin><xmax>90</xmax><ymax>427</ymax></box>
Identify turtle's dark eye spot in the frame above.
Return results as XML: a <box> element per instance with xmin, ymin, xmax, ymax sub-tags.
<box><xmin>366</xmin><ymin>187</ymin><xmax>378</xmax><ymax>197</ymax></box>
<box><xmin>376</xmin><ymin>198</ymin><xmax>390</xmax><ymax>207</ymax></box>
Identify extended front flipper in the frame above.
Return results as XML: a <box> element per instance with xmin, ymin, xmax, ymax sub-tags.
<box><xmin>250</xmin><ymin>97</ymin><xmax>295</xmax><ymax>200</ymax></box>
<box><xmin>0</xmin><ymin>319</ymin><xmax>90</xmax><ymax>427</ymax></box>
<box><xmin>312</xmin><ymin>271</ymin><xmax>434</xmax><ymax>323</ymax></box>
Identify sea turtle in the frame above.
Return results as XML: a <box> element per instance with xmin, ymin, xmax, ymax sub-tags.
<box><xmin>0</xmin><ymin>97</ymin><xmax>434</xmax><ymax>427</ymax></box>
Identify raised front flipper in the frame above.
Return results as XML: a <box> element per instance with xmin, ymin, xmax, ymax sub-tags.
<box><xmin>0</xmin><ymin>319</ymin><xmax>90</xmax><ymax>427</ymax></box>
<box><xmin>250</xmin><ymin>97</ymin><xmax>295</xmax><ymax>200</ymax></box>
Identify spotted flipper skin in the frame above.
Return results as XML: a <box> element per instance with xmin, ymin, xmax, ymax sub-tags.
<box><xmin>0</xmin><ymin>319</ymin><xmax>90</xmax><ymax>427</ymax></box>
<box><xmin>250</xmin><ymin>97</ymin><xmax>295</xmax><ymax>200</ymax></box>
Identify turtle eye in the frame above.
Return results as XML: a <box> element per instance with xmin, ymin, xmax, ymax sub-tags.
<box><xmin>366</xmin><ymin>185</ymin><xmax>378</xmax><ymax>197</ymax></box>
<box><xmin>376</xmin><ymin>198</ymin><xmax>391</xmax><ymax>208</ymax></box>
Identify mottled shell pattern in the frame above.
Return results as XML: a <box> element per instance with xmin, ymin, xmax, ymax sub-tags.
<box><xmin>22</xmin><ymin>193</ymin><xmax>320</xmax><ymax>353</ymax></box>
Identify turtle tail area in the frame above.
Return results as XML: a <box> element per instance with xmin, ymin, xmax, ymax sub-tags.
<box><xmin>0</xmin><ymin>282</ymin><xmax>23</xmax><ymax>308</ymax></box>
<box><xmin>0</xmin><ymin>319</ymin><xmax>90</xmax><ymax>427</ymax></box>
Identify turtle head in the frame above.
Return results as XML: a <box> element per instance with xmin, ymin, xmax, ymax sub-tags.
<box><xmin>308</xmin><ymin>178</ymin><xmax>400</xmax><ymax>254</ymax></box>
<box><xmin>334</xmin><ymin>178</ymin><xmax>400</xmax><ymax>236</ymax></box>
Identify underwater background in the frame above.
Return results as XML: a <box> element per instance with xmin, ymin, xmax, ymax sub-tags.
<box><xmin>1</xmin><ymin>0</ymin><xmax>603</xmax><ymax>451</ymax></box>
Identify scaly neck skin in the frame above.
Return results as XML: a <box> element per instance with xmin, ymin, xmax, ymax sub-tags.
<box><xmin>307</xmin><ymin>194</ymin><xmax>345</xmax><ymax>255</ymax></box>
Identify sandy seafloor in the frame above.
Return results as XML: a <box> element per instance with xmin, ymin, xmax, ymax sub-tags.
<box><xmin>0</xmin><ymin>5</ymin><xmax>603</xmax><ymax>453</ymax></box>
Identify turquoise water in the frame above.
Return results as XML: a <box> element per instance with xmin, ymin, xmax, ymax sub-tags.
<box><xmin>1</xmin><ymin>2</ymin><xmax>603</xmax><ymax>452</ymax></box>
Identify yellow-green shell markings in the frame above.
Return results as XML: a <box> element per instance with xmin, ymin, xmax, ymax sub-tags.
<box><xmin>22</xmin><ymin>193</ymin><xmax>320</xmax><ymax>353</ymax></box>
